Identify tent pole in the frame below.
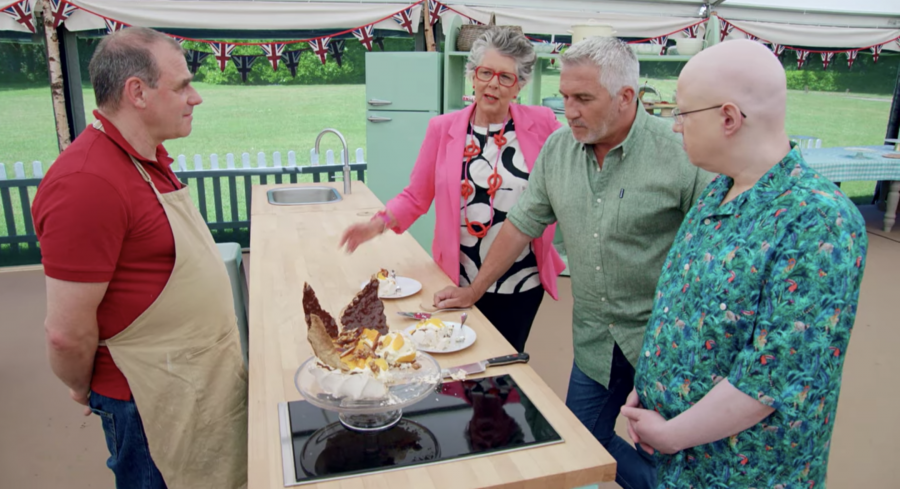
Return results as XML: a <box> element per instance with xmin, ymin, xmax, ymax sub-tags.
<box><xmin>40</xmin><ymin>0</ymin><xmax>71</xmax><ymax>153</ymax></box>
<box><xmin>422</xmin><ymin>1</ymin><xmax>436</xmax><ymax>52</ymax></box>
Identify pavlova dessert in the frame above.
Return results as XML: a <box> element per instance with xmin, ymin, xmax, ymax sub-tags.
<box><xmin>301</xmin><ymin>276</ymin><xmax>427</xmax><ymax>401</ymax></box>
<box><xmin>409</xmin><ymin>317</ymin><xmax>464</xmax><ymax>351</ymax></box>
<box><xmin>376</xmin><ymin>268</ymin><xmax>400</xmax><ymax>297</ymax></box>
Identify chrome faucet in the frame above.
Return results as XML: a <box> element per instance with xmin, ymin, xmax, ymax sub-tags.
<box><xmin>314</xmin><ymin>128</ymin><xmax>351</xmax><ymax>195</ymax></box>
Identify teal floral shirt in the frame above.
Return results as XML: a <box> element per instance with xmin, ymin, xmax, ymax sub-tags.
<box><xmin>634</xmin><ymin>148</ymin><xmax>867</xmax><ymax>488</ymax></box>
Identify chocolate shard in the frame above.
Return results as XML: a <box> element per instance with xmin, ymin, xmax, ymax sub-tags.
<box><xmin>340</xmin><ymin>277</ymin><xmax>388</xmax><ymax>335</ymax></box>
<box><xmin>303</xmin><ymin>282</ymin><xmax>339</xmax><ymax>339</ymax></box>
<box><xmin>308</xmin><ymin>315</ymin><xmax>343</xmax><ymax>370</ymax></box>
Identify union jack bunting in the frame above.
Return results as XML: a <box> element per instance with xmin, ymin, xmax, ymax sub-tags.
<box><xmin>821</xmin><ymin>51</ymin><xmax>834</xmax><ymax>70</ymax></box>
<box><xmin>719</xmin><ymin>20</ymin><xmax>734</xmax><ymax>42</ymax></box>
<box><xmin>871</xmin><ymin>44</ymin><xmax>883</xmax><ymax>63</ymax></box>
<box><xmin>747</xmin><ymin>34</ymin><xmax>767</xmax><ymax>45</ymax></box>
<box><xmin>846</xmin><ymin>50</ymin><xmax>859</xmax><ymax>69</ymax></box>
<box><xmin>170</xmin><ymin>36</ymin><xmax>185</xmax><ymax>46</ymax></box>
<box><xmin>795</xmin><ymin>49</ymin><xmax>809</xmax><ymax>68</ymax></box>
<box><xmin>393</xmin><ymin>7</ymin><xmax>414</xmax><ymax>34</ymax></box>
<box><xmin>281</xmin><ymin>49</ymin><xmax>304</xmax><ymax>77</ymax></box>
<box><xmin>353</xmin><ymin>25</ymin><xmax>375</xmax><ymax>51</ymax></box>
<box><xmin>104</xmin><ymin>18</ymin><xmax>128</xmax><ymax>34</ymax></box>
<box><xmin>261</xmin><ymin>43</ymin><xmax>285</xmax><ymax>71</ymax></box>
<box><xmin>682</xmin><ymin>24</ymin><xmax>700</xmax><ymax>39</ymax></box>
<box><xmin>428</xmin><ymin>0</ymin><xmax>448</xmax><ymax>25</ymax></box>
<box><xmin>468</xmin><ymin>17</ymin><xmax>482</xmax><ymax>25</ymax></box>
<box><xmin>309</xmin><ymin>37</ymin><xmax>330</xmax><ymax>64</ymax></box>
<box><xmin>231</xmin><ymin>55</ymin><xmax>258</xmax><ymax>82</ymax></box>
<box><xmin>770</xmin><ymin>43</ymin><xmax>786</xmax><ymax>56</ymax></box>
<box><xmin>2</xmin><ymin>1</ymin><xmax>35</xmax><ymax>33</ymax></box>
<box><xmin>328</xmin><ymin>39</ymin><xmax>346</xmax><ymax>67</ymax></box>
<box><xmin>47</xmin><ymin>0</ymin><xmax>78</xmax><ymax>29</ymax></box>
<box><xmin>185</xmin><ymin>50</ymin><xmax>210</xmax><ymax>74</ymax></box>
<box><xmin>650</xmin><ymin>36</ymin><xmax>668</xmax><ymax>55</ymax></box>
<box><xmin>211</xmin><ymin>42</ymin><xmax>235</xmax><ymax>72</ymax></box>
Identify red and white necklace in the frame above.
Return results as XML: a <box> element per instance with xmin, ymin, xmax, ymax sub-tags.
<box><xmin>461</xmin><ymin>107</ymin><xmax>510</xmax><ymax>238</ymax></box>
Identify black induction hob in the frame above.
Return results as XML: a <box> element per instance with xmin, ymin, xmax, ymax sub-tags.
<box><xmin>277</xmin><ymin>374</ymin><xmax>563</xmax><ymax>486</ymax></box>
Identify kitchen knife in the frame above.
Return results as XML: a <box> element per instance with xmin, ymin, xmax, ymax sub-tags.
<box><xmin>441</xmin><ymin>352</ymin><xmax>530</xmax><ymax>379</ymax></box>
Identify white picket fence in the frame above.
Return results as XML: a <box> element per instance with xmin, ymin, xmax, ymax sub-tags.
<box><xmin>0</xmin><ymin>148</ymin><xmax>367</xmax><ymax>265</ymax></box>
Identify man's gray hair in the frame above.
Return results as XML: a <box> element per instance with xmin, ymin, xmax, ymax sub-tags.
<box><xmin>88</xmin><ymin>27</ymin><xmax>183</xmax><ymax>110</ymax></box>
<box><xmin>561</xmin><ymin>37</ymin><xmax>640</xmax><ymax>98</ymax></box>
<box><xmin>465</xmin><ymin>27</ymin><xmax>536</xmax><ymax>86</ymax></box>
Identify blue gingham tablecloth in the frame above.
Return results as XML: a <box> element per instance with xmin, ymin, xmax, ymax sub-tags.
<box><xmin>801</xmin><ymin>145</ymin><xmax>900</xmax><ymax>182</ymax></box>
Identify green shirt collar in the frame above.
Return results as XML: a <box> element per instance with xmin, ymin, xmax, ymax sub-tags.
<box><xmin>581</xmin><ymin>103</ymin><xmax>647</xmax><ymax>158</ymax></box>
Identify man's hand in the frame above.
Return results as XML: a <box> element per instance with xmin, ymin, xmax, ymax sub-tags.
<box><xmin>70</xmin><ymin>388</ymin><xmax>92</xmax><ymax>416</ymax></box>
<box><xmin>620</xmin><ymin>405</ymin><xmax>678</xmax><ymax>455</ymax></box>
<box><xmin>433</xmin><ymin>286</ymin><xmax>481</xmax><ymax>309</ymax></box>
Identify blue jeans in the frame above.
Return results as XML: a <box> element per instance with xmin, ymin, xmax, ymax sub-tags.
<box><xmin>90</xmin><ymin>391</ymin><xmax>168</xmax><ymax>489</ymax></box>
<box><xmin>565</xmin><ymin>344</ymin><xmax>656</xmax><ymax>489</ymax></box>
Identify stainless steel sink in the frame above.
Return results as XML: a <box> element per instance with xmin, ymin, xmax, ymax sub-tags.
<box><xmin>266</xmin><ymin>187</ymin><xmax>342</xmax><ymax>205</ymax></box>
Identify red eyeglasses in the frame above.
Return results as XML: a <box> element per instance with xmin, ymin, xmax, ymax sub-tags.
<box><xmin>474</xmin><ymin>66</ymin><xmax>518</xmax><ymax>87</ymax></box>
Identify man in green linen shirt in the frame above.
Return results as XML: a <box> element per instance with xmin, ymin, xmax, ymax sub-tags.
<box><xmin>435</xmin><ymin>36</ymin><xmax>712</xmax><ymax>489</ymax></box>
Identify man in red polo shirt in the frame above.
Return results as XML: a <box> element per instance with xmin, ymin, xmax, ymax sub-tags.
<box><xmin>34</xmin><ymin>27</ymin><xmax>247</xmax><ymax>489</ymax></box>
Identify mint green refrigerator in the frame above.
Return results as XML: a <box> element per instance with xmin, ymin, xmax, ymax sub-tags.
<box><xmin>365</xmin><ymin>52</ymin><xmax>443</xmax><ymax>255</ymax></box>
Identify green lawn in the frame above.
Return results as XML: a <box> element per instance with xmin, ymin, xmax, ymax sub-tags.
<box><xmin>0</xmin><ymin>78</ymin><xmax>893</xmax><ymax>250</ymax></box>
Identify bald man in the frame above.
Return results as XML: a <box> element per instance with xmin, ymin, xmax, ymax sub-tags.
<box><xmin>620</xmin><ymin>40</ymin><xmax>868</xmax><ymax>487</ymax></box>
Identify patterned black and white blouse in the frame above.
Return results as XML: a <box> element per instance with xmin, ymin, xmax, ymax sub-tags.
<box><xmin>459</xmin><ymin>119</ymin><xmax>540</xmax><ymax>294</ymax></box>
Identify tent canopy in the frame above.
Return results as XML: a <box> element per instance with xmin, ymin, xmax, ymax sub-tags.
<box><xmin>1</xmin><ymin>0</ymin><xmax>898</xmax><ymax>49</ymax></box>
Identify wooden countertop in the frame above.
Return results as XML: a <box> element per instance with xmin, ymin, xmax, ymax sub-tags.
<box><xmin>247</xmin><ymin>182</ymin><xmax>616</xmax><ymax>488</ymax></box>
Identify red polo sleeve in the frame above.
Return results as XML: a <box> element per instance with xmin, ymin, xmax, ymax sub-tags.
<box><xmin>34</xmin><ymin>173</ymin><xmax>128</xmax><ymax>283</ymax></box>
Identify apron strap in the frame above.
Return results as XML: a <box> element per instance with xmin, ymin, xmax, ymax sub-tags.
<box><xmin>92</xmin><ymin>120</ymin><xmax>164</xmax><ymax>199</ymax></box>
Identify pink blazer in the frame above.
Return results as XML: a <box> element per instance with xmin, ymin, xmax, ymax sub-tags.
<box><xmin>385</xmin><ymin>103</ymin><xmax>566</xmax><ymax>300</ymax></box>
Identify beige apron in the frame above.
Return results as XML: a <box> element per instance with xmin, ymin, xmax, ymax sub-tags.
<box><xmin>96</xmin><ymin>121</ymin><xmax>248</xmax><ymax>489</ymax></box>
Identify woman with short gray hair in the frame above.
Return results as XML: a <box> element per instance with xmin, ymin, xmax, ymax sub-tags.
<box><xmin>341</xmin><ymin>27</ymin><xmax>565</xmax><ymax>352</ymax></box>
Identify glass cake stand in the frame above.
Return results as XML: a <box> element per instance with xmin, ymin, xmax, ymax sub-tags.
<box><xmin>294</xmin><ymin>352</ymin><xmax>441</xmax><ymax>432</ymax></box>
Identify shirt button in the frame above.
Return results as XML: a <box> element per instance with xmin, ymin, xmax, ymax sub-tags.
<box><xmin>596</xmin><ymin>266</ymin><xmax>601</xmax><ymax>271</ymax></box>
<box><xmin>720</xmin><ymin>303</ymin><xmax>727</xmax><ymax>310</ymax></box>
<box><xmin>594</xmin><ymin>233</ymin><xmax>599</xmax><ymax>238</ymax></box>
<box><xmin>704</xmin><ymin>219</ymin><xmax>711</xmax><ymax>225</ymax></box>
<box><xmin>645</xmin><ymin>351</ymin><xmax>651</xmax><ymax>357</ymax></box>
<box><xmin>664</xmin><ymin>307</ymin><xmax>669</xmax><ymax>313</ymax></box>
<box><xmin>596</xmin><ymin>198</ymin><xmax>602</xmax><ymax>204</ymax></box>
<box><xmin>601</xmin><ymin>297</ymin><xmax>606</xmax><ymax>302</ymax></box>
<box><xmin>609</xmin><ymin>323</ymin><xmax>614</xmax><ymax>328</ymax></box>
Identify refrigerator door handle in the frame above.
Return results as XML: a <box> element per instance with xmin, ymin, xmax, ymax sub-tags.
<box><xmin>367</xmin><ymin>116</ymin><xmax>393</xmax><ymax>123</ymax></box>
<box><xmin>367</xmin><ymin>99</ymin><xmax>392</xmax><ymax>106</ymax></box>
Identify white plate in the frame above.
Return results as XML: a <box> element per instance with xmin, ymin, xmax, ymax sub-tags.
<box><xmin>403</xmin><ymin>322</ymin><xmax>477</xmax><ymax>354</ymax></box>
<box><xmin>361</xmin><ymin>276</ymin><xmax>422</xmax><ymax>299</ymax></box>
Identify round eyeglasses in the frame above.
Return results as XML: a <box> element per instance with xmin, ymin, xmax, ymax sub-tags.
<box><xmin>474</xmin><ymin>66</ymin><xmax>518</xmax><ymax>88</ymax></box>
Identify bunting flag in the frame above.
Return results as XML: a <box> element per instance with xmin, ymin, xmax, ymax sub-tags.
<box><xmin>871</xmin><ymin>44</ymin><xmax>883</xmax><ymax>63</ymax></box>
<box><xmin>771</xmin><ymin>43</ymin><xmax>786</xmax><ymax>56</ymax></box>
<box><xmin>428</xmin><ymin>0</ymin><xmax>448</xmax><ymax>25</ymax></box>
<box><xmin>231</xmin><ymin>55</ymin><xmax>258</xmax><ymax>82</ymax></box>
<box><xmin>328</xmin><ymin>39</ymin><xmax>346</xmax><ymax>67</ymax></box>
<box><xmin>747</xmin><ymin>34</ymin><xmax>767</xmax><ymax>45</ymax></box>
<box><xmin>393</xmin><ymin>7</ymin><xmax>414</xmax><ymax>34</ymax></box>
<box><xmin>846</xmin><ymin>49</ymin><xmax>859</xmax><ymax>69</ymax></box>
<box><xmin>261</xmin><ymin>42</ymin><xmax>285</xmax><ymax>71</ymax></box>
<box><xmin>309</xmin><ymin>37</ymin><xmax>330</xmax><ymax>64</ymax></box>
<box><xmin>353</xmin><ymin>24</ymin><xmax>375</xmax><ymax>51</ymax></box>
<box><xmin>185</xmin><ymin>50</ymin><xmax>210</xmax><ymax>74</ymax></box>
<box><xmin>550</xmin><ymin>42</ymin><xmax>562</xmax><ymax>65</ymax></box>
<box><xmin>281</xmin><ymin>49</ymin><xmax>304</xmax><ymax>77</ymax></box>
<box><xmin>374</xmin><ymin>36</ymin><xmax>385</xmax><ymax>51</ymax></box>
<box><xmin>650</xmin><ymin>36</ymin><xmax>668</xmax><ymax>55</ymax></box>
<box><xmin>821</xmin><ymin>51</ymin><xmax>834</xmax><ymax>70</ymax></box>
<box><xmin>795</xmin><ymin>49</ymin><xmax>809</xmax><ymax>68</ymax></box>
<box><xmin>682</xmin><ymin>24</ymin><xmax>699</xmax><ymax>39</ymax></box>
<box><xmin>719</xmin><ymin>20</ymin><xmax>734</xmax><ymax>42</ymax></box>
<box><xmin>2</xmin><ymin>1</ymin><xmax>35</xmax><ymax>33</ymax></box>
<box><xmin>47</xmin><ymin>0</ymin><xmax>78</xmax><ymax>29</ymax></box>
<box><xmin>468</xmin><ymin>17</ymin><xmax>482</xmax><ymax>25</ymax></box>
<box><xmin>104</xmin><ymin>18</ymin><xmax>128</xmax><ymax>34</ymax></box>
<box><xmin>210</xmin><ymin>42</ymin><xmax>235</xmax><ymax>72</ymax></box>
<box><xmin>170</xmin><ymin>36</ymin><xmax>185</xmax><ymax>45</ymax></box>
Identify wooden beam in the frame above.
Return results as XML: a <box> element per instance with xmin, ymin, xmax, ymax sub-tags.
<box><xmin>40</xmin><ymin>0</ymin><xmax>71</xmax><ymax>152</ymax></box>
<box><xmin>422</xmin><ymin>1</ymin><xmax>436</xmax><ymax>52</ymax></box>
